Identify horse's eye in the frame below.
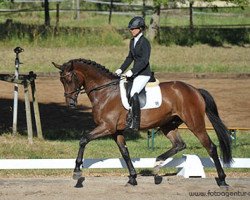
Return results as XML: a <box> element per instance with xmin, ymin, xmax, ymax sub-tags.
<box><xmin>65</xmin><ymin>76</ymin><xmax>73</xmax><ymax>83</ymax></box>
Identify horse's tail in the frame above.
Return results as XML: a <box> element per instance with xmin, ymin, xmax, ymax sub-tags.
<box><xmin>198</xmin><ymin>88</ymin><xmax>232</xmax><ymax>164</ymax></box>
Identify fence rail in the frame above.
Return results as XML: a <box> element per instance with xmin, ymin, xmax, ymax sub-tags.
<box><xmin>0</xmin><ymin>155</ymin><xmax>249</xmax><ymax>178</ymax></box>
<box><xmin>13</xmin><ymin>0</ymin><xmax>64</xmax><ymax>2</ymax></box>
<box><xmin>1</xmin><ymin>157</ymin><xmax>249</xmax><ymax>169</ymax></box>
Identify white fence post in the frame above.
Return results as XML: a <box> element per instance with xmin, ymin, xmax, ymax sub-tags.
<box><xmin>12</xmin><ymin>47</ymin><xmax>24</xmax><ymax>134</ymax></box>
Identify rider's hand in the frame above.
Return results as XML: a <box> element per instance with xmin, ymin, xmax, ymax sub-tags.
<box><xmin>115</xmin><ymin>69</ymin><xmax>122</xmax><ymax>76</ymax></box>
<box><xmin>125</xmin><ymin>70</ymin><xmax>133</xmax><ymax>78</ymax></box>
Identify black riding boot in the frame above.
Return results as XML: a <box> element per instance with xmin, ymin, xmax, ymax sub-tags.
<box><xmin>126</xmin><ymin>93</ymin><xmax>140</xmax><ymax>131</ymax></box>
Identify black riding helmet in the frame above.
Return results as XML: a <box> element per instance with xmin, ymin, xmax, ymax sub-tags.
<box><xmin>128</xmin><ymin>16</ymin><xmax>146</xmax><ymax>30</ymax></box>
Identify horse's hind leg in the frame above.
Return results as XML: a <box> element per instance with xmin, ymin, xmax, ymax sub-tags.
<box><xmin>188</xmin><ymin>125</ymin><xmax>228</xmax><ymax>187</ymax></box>
<box><xmin>153</xmin><ymin>127</ymin><xmax>186</xmax><ymax>184</ymax></box>
<box><xmin>113</xmin><ymin>131</ymin><xmax>137</xmax><ymax>186</ymax></box>
<box><xmin>194</xmin><ymin>130</ymin><xmax>228</xmax><ymax>186</ymax></box>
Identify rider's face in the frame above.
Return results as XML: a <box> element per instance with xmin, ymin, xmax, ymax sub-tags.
<box><xmin>130</xmin><ymin>28</ymin><xmax>140</xmax><ymax>37</ymax></box>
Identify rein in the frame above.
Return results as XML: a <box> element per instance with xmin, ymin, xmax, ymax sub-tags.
<box><xmin>81</xmin><ymin>79</ymin><xmax>120</xmax><ymax>95</ymax></box>
<box><xmin>61</xmin><ymin>70</ymin><xmax>122</xmax><ymax>97</ymax></box>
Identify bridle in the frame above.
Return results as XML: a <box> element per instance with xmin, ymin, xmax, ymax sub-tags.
<box><xmin>61</xmin><ymin>70</ymin><xmax>121</xmax><ymax>98</ymax></box>
<box><xmin>60</xmin><ymin>71</ymin><xmax>84</xmax><ymax>99</ymax></box>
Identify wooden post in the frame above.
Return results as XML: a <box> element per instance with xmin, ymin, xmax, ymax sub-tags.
<box><xmin>24</xmin><ymin>82</ymin><xmax>33</xmax><ymax>144</ymax></box>
<box><xmin>0</xmin><ymin>73</ymin><xmax>42</xmax><ymax>143</ymax></box>
<box><xmin>108</xmin><ymin>0</ymin><xmax>113</xmax><ymax>24</ymax></box>
<box><xmin>189</xmin><ymin>1</ymin><xmax>194</xmax><ymax>31</ymax></box>
<box><xmin>75</xmin><ymin>0</ymin><xmax>80</xmax><ymax>20</ymax></box>
<box><xmin>142</xmin><ymin>0</ymin><xmax>146</xmax><ymax>19</ymax></box>
<box><xmin>30</xmin><ymin>78</ymin><xmax>43</xmax><ymax>139</ymax></box>
<box><xmin>56</xmin><ymin>3</ymin><xmax>60</xmax><ymax>30</ymax></box>
<box><xmin>44</xmin><ymin>0</ymin><xmax>50</xmax><ymax>26</ymax></box>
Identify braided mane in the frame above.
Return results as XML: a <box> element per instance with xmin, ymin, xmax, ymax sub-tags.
<box><xmin>65</xmin><ymin>58</ymin><xmax>118</xmax><ymax>79</ymax></box>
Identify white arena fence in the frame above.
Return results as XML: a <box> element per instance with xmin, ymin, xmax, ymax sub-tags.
<box><xmin>0</xmin><ymin>155</ymin><xmax>249</xmax><ymax>178</ymax></box>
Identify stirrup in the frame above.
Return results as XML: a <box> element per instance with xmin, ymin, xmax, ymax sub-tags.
<box><xmin>125</xmin><ymin>117</ymin><xmax>139</xmax><ymax>131</ymax></box>
<box><xmin>125</xmin><ymin>110</ymin><xmax>132</xmax><ymax>128</ymax></box>
<box><xmin>125</xmin><ymin>119</ymin><xmax>133</xmax><ymax>130</ymax></box>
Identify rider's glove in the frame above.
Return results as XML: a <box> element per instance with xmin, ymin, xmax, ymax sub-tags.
<box><xmin>115</xmin><ymin>69</ymin><xmax>122</xmax><ymax>76</ymax></box>
<box><xmin>125</xmin><ymin>70</ymin><xmax>133</xmax><ymax>78</ymax></box>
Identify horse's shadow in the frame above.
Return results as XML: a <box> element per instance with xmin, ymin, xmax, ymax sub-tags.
<box><xmin>0</xmin><ymin>98</ymin><xmax>141</xmax><ymax>141</ymax></box>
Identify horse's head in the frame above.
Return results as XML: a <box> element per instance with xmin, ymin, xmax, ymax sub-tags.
<box><xmin>52</xmin><ymin>61</ymin><xmax>83</xmax><ymax>109</ymax></box>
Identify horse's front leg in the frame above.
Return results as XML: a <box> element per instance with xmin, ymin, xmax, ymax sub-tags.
<box><xmin>73</xmin><ymin>125</ymin><xmax>112</xmax><ymax>187</ymax></box>
<box><xmin>113</xmin><ymin>131</ymin><xmax>137</xmax><ymax>186</ymax></box>
<box><xmin>73</xmin><ymin>136</ymin><xmax>89</xmax><ymax>180</ymax></box>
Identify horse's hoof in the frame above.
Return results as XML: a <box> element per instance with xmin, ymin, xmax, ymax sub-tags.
<box><xmin>125</xmin><ymin>177</ymin><xmax>138</xmax><ymax>186</ymax></box>
<box><xmin>74</xmin><ymin>177</ymin><xmax>85</xmax><ymax>188</ymax></box>
<box><xmin>73</xmin><ymin>171</ymin><xmax>82</xmax><ymax>180</ymax></box>
<box><xmin>154</xmin><ymin>175</ymin><xmax>163</xmax><ymax>185</ymax></box>
<box><xmin>215</xmin><ymin>178</ymin><xmax>229</xmax><ymax>189</ymax></box>
<box><xmin>219</xmin><ymin>183</ymin><xmax>230</xmax><ymax>190</ymax></box>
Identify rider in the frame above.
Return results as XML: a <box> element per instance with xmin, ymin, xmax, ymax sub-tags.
<box><xmin>115</xmin><ymin>16</ymin><xmax>152</xmax><ymax>131</ymax></box>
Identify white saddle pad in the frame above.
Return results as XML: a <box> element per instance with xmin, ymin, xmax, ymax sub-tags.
<box><xmin>119</xmin><ymin>79</ymin><xmax>162</xmax><ymax>110</ymax></box>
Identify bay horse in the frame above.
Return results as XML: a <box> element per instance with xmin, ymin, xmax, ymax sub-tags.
<box><xmin>52</xmin><ymin>58</ymin><xmax>232</xmax><ymax>188</ymax></box>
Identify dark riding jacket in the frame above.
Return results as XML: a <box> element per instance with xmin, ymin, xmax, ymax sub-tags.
<box><xmin>120</xmin><ymin>35</ymin><xmax>151</xmax><ymax>77</ymax></box>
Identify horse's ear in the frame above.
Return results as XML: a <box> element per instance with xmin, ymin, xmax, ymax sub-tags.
<box><xmin>52</xmin><ymin>62</ymin><xmax>62</xmax><ymax>70</ymax></box>
<box><xmin>70</xmin><ymin>60</ymin><xmax>74</xmax><ymax>70</ymax></box>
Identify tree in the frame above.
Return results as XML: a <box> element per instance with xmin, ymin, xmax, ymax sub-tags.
<box><xmin>147</xmin><ymin>0</ymin><xmax>168</xmax><ymax>42</ymax></box>
<box><xmin>147</xmin><ymin>3</ymin><xmax>161</xmax><ymax>42</ymax></box>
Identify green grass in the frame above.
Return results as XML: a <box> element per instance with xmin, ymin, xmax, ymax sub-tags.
<box><xmin>0</xmin><ymin>7</ymin><xmax>249</xmax><ymax>65</ymax></box>
<box><xmin>0</xmin><ymin>130</ymin><xmax>249</xmax><ymax>177</ymax></box>
<box><xmin>0</xmin><ymin>25</ymin><xmax>124</xmax><ymax>47</ymax></box>
<box><xmin>1</xmin><ymin>130</ymin><xmax>249</xmax><ymax>159</ymax></box>
<box><xmin>0</xmin><ymin>45</ymin><xmax>249</xmax><ymax>74</ymax></box>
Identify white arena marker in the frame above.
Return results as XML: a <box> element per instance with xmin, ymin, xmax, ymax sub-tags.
<box><xmin>177</xmin><ymin>155</ymin><xmax>206</xmax><ymax>178</ymax></box>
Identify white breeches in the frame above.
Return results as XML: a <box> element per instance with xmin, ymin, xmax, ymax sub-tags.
<box><xmin>130</xmin><ymin>75</ymin><xmax>151</xmax><ymax>97</ymax></box>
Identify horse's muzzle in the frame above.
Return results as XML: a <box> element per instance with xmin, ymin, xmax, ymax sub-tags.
<box><xmin>67</xmin><ymin>98</ymin><xmax>77</xmax><ymax>109</ymax></box>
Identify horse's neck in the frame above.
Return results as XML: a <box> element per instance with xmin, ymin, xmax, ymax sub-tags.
<box><xmin>77</xmin><ymin>66</ymin><xmax>114</xmax><ymax>94</ymax></box>
<box><xmin>85</xmin><ymin>74</ymin><xmax>118</xmax><ymax>105</ymax></box>
<box><xmin>85</xmin><ymin>73</ymin><xmax>112</xmax><ymax>89</ymax></box>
